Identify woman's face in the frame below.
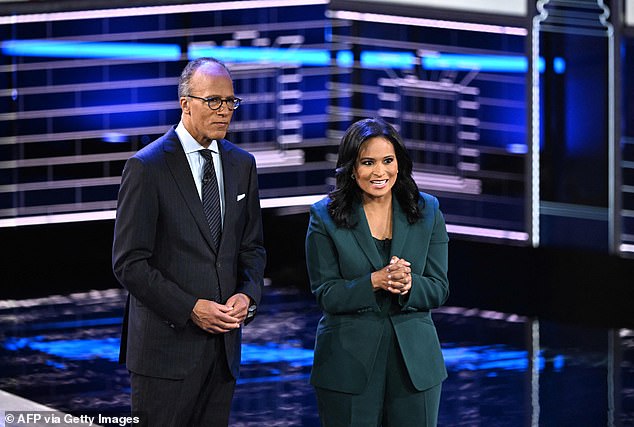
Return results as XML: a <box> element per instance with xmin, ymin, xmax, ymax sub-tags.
<box><xmin>353</xmin><ymin>136</ymin><xmax>398</xmax><ymax>201</ymax></box>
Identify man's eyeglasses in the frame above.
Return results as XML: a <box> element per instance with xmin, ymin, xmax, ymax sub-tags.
<box><xmin>186</xmin><ymin>95</ymin><xmax>242</xmax><ymax>111</ymax></box>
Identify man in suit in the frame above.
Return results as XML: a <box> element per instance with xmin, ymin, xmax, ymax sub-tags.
<box><xmin>112</xmin><ymin>57</ymin><xmax>266</xmax><ymax>427</ymax></box>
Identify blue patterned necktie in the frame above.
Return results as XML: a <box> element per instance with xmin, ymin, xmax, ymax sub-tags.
<box><xmin>199</xmin><ymin>149</ymin><xmax>222</xmax><ymax>249</ymax></box>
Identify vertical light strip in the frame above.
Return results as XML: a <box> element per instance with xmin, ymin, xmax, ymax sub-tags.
<box><xmin>531</xmin><ymin>2</ymin><xmax>549</xmax><ymax>248</ymax></box>
<box><xmin>601</xmin><ymin>0</ymin><xmax>617</xmax><ymax>254</ymax></box>
<box><xmin>530</xmin><ymin>318</ymin><xmax>541</xmax><ymax>427</ymax></box>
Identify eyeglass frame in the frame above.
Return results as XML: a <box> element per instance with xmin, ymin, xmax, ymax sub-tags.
<box><xmin>186</xmin><ymin>95</ymin><xmax>242</xmax><ymax>111</ymax></box>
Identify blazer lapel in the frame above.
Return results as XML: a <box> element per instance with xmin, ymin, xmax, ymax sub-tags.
<box><xmin>163</xmin><ymin>129</ymin><xmax>217</xmax><ymax>253</ymax></box>
<box><xmin>390</xmin><ymin>200</ymin><xmax>410</xmax><ymax>259</ymax></box>
<box><xmin>351</xmin><ymin>203</ymin><xmax>384</xmax><ymax>271</ymax></box>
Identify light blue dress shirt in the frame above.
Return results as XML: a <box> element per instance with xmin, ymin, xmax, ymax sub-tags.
<box><xmin>175</xmin><ymin>121</ymin><xmax>225</xmax><ymax>227</ymax></box>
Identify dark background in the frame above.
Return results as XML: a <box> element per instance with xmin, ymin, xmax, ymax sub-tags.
<box><xmin>2</xmin><ymin>212</ymin><xmax>633</xmax><ymax>328</ymax></box>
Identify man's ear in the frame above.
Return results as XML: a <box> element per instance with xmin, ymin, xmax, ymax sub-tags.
<box><xmin>180</xmin><ymin>97</ymin><xmax>190</xmax><ymax>114</ymax></box>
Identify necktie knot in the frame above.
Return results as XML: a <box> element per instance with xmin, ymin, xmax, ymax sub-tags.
<box><xmin>199</xmin><ymin>148</ymin><xmax>213</xmax><ymax>161</ymax></box>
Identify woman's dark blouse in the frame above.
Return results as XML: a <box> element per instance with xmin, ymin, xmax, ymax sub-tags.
<box><xmin>373</xmin><ymin>237</ymin><xmax>399</xmax><ymax>315</ymax></box>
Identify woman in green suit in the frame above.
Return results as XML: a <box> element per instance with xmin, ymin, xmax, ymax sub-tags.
<box><xmin>305</xmin><ymin>117</ymin><xmax>449</xmax><ymax>426</ymax></box>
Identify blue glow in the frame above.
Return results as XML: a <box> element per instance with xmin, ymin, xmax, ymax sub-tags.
<box><xmin>103</xmin><ymin>132</ymin><xmax>129</xmax><ymax>144</ymax></box>
<box><xmin>188</xmin><ymin>46</ymin><xmax>331</xmax><ymax>66</ymax></box>
<box><xmin>1</xmin><ymin>40</ymin><xmax>181</xmax><ymax>60</ymax></box>
<box><xmin>553</xmin><ymin>354</ymin><xmax>565</xmax><ymax>372</ymax></box>
<box><xmin>0</xmin><ymin>41</ymin><xmax>554</xmax><ymax>76</ymax></box>
<box><xmin>553</xmin><ymin>57</ymin><xmax>566</xmax><ymax>74</ymax></box>
<box><xmin>46</xmin><ymin>359</ymin><xmax>67</xmax><ymax>370</ymax></box>
<box><xmin>3</xmin><ymin>336</ymin><xmax>559</xmax><ymax>376</ymax></box>
<box><xmin>336</xmin><ymin>50</ymin><xmax>354</xmax><ymax>67</ymax></box>
<box><xmin>360</xmin><ymin>51</ymin><xmax>415</xmax><ymax>70</ymax></box>
<box><xmin>241</xmin><ymin>343</ymin><xmax>314</xmax><ymax>367</ymax></box>
<box><xmin>422</xmin><ymin>54</ymin><xmax>546</xmax><ymax>73</ymax></box>
<box><xmin>442</xmin><ymin>345</ymin><xmax>531</xmax><ymax>372</ymax></box>
<box><xmin>324</xmin><ymin>26</ymin><xmax>333</xmax><ymax>43</ymax></box>
<box><xmin>507</xmin><ymin>143</ymin><xmax>528</xmax><ymax>154</ymax></box>
<box><xmin>4</xmin><ymin>336</ymin><xmax>120</xmax><ymax>362</ymax></box>
<box><xmin>3</xmin><ymin>338</ymin><xmax>315</xmax><ymax>366</ymax></box>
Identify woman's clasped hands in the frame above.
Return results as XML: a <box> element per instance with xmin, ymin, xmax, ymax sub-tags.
<box><xmin>371</xmin><ymin>256</ymin><xmax>412</xmax><ymax>295</ymax></box>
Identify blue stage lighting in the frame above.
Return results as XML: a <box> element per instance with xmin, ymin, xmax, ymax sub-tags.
<box><xmin>422</xmin><ymin>53</ymin><xmax>546</xmax><ymax>73</ymax></box>
<box><xmin>507</xmin><ymin>143</ymin><xmax>529</xmax><ymax>154</ymax></box>
<box><xmin>188</xmin><ymin>46</ymin><xmax>331</xmax><ymax>66</ymax></box>
<box><xmin>553</xmin><ymin>57</ymin><xmax>566</xmax><ymax>74</ymax></box>
<box><xmin>360</xmin><ymin>51</ymin><xmax>415</xmax><ymax>70</ymax></box>
<box><xmin>1</xmin><ymin>39</ymin><xmax>181</xmax><ymax>60</ymax></box>
<box><xmin>336</xmin><ymin>50</ymin><xmax>354</xmax><ymax>67</ymax></box>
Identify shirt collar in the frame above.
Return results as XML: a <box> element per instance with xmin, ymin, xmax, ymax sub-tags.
<box><xmin>175</xmin><ymin>121</ymin><xmax>219</xmax><ymax>154</ymax></box>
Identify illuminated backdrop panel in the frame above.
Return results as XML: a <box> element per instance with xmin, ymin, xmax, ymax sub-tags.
<box><xmin>1</xmin><ymin>0</ymin><xmax>533</xmax><ymax>244</ymax></box>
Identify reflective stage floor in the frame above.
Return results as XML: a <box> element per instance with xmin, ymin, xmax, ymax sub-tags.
<box><xmin>0</xmin><ymin>287</ymin><xmax>632</xmax><ymax>426</ymax></box>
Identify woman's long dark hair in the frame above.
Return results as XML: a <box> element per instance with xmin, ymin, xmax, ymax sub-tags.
<box><xmin>328</xmin><ymin>117</ymin><xmax>423</xmax><ymax>228</ymax></box>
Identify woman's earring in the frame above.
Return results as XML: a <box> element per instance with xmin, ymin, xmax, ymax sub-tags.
<box><xmin>351</xmin><ymin>174</ymin><xmax>355</xmax><ymax>180</ymax></box>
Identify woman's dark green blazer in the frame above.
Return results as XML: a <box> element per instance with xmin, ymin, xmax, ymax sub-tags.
<box><xmin>305</xmin><ymin>192</ymin><xmax>449</xmax><ymax>394</ymax></box>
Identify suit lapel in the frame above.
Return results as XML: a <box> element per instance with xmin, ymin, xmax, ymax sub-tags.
<box><xmin>351</xmin><ymin>203</ymin><xmax>384</xmax><ymax>271</ymax></box>
<box><xmin>163</xmin><ymin>129</ymin><xmax>217</xmax><ymax>253</ymax></box>
<box><xmin>218</xmin><ymin>140</ymin><xmax>238</xmax><ymax>251</ymax></box>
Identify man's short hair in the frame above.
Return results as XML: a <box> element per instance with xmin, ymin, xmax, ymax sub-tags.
<box><xmin>178</xmin><ymin>57</ymin><xmax>231</xmax><ymax>98</ymax></box>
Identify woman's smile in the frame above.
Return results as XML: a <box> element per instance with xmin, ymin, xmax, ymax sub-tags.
<box><xmin>354</xmin><ymin>136</ymin><xmax>398</xmax><ymax>200</ymax></box>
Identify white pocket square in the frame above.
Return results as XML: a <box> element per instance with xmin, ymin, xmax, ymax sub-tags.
<box><xmin>237</xmin><ymin>193</ymin><xmax>246</xmax><ymax>202</ymax></box>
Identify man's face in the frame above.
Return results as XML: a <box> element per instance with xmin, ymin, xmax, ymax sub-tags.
<box><xmin>180</xmin><ymin>63</ymin><xmax>235</xmax><ymax>147</ymax></box>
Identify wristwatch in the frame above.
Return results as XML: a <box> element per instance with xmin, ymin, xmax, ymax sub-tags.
<box><xmin>245</xmin><ymin>303</ymin><xmax>257</xmax><ymax>322</ymax></box>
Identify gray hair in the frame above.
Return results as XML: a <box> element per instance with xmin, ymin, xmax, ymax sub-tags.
<box><xmin>177</xmin><ymin>57</ymin><xmax>231</xmax><ymax>98</ymax></box>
